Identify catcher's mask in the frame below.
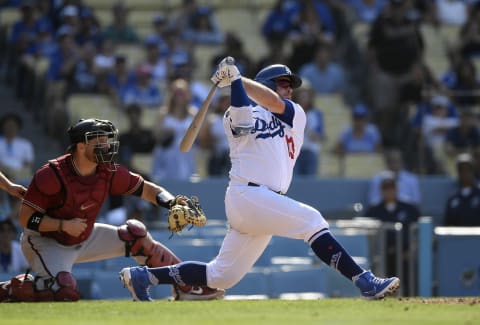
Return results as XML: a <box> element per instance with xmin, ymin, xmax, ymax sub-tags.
<box><xmin>67</xmin><ymin>118</ymin><xmax>120</xmax><ymax>168</ymax></box>
<box><xmin>254</xmin><ymin>64</ymin><xmax>302</xmax><ymax>91</ymax></box>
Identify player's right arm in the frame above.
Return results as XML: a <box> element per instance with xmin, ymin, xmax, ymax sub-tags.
<box><xmin>19</xmin><ymin>165</ymin><xmax>86</xmax><ymax>236</ymax></box>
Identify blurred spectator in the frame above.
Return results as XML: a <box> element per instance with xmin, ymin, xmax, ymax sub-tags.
<box><xmin>368</xmin><ymin>148</ymin><xmax>421</xmax><ymax>206</ymax></box>
<box><xmin>298</xmin><ymin>42</ymin><xmax>346</xmax><ymax>95</ymax></box>
<box><xmin>346</xmin><ymin>0</ymin><xmax>388</xmax><ymax>23</ymax></box>
<box><xmin>174</xmin><ymin>0</ymin><xmax>223</xmax><ymax>46</ymax></box>
<box><xmin>145</xmin><ymin>13</ymin><xmax>170</xmax><ymax>54</ymax></box>
<box><xmin>123</xmin><ymin>64</ymin><xmax>162</xmax><ymax>109</ymax></box>
<box><xmin>139</xmin><ymin>35</ymin><xmax>168</xmax><ymax>84</ymax></box>
<box><xmin>261</xmin><ymin>0</ymin><xmax>297</xmax><ymax>39</ymax></box>
<box><xmin>399</xmin><ymin>62</ymin><xmax>439</xmax><ymax>108</ymax></box>
<box><xmin>0</xmin><ymin>113</ymin><xmax>34</xmax><ymax>184</ymax></box>
<box><xmin>211</xmin><ymin>32</ymin><xmax>255</xmax><ymax>77</ymax></box>
<box><xmin>293</xmin><ymin>84</ymin><xmax>325</xmax><ymax>175</ymax></box>
<box><xmin>366</xmin><ymin>0</ymin><xmax>424</xmax><ymax>148</ymax></box>
<box><xmin>106</xmin><ymin>54</ymin><xmax>136</xmax><ymax>106</ymax></box>
<box><xmin>457</xmin><ymin>3</ymin><xmax>480</xmax><ymax>58</ymax></box>
<box><xmin>151</xmin><ymin>79</ymin><xmax>197</xmax><ymax>182</ymax></box>
<box><xmin>102</xmin><ymin>1</ymin><xmax>139</xmax><ymax>44</ymax></box>
<box><xmin>421</xmin><ymin>94</ymin><xmax>459</xmax><ymax>173</ymax></box>
<box><xmin>433</xmin><ymin>0</ymin><xmax>468</xmax><ymax>26</ymax></box>
<box><xmin>6</xmin><ymin>1</ymin><xmax>39</xmax><ymax>88</ymax></box>
<box><xmin>444</xmin><ymin>58</ymin><xmax>480</xmax><ymax>108</ymax></box>
<box><xmin>162</xmin><ymin>27</ymin><xmax>194</xmax><ymax>81</ymax></box>
<box><xmin>333</xmin><ymin>103</ymin><xmax>382</xmax><ymax>156</ymax></box>
<box><xmin>93</xmin><ymin>39</ymin><xmax>116</xmax><ymax>74</ymax></box>
<box><xmin>364</xmin><ymin>171</ymin><xmax>420</xmax><ymax>294</ymax></box>
<box><xmin>75</xmin><ymin>6</ymin><xmax>103</xmax><ymax>47</ymax></box>
<box><xmin>255</xmin><ymin>33</ymin><xmax>288</xmax><ymax>75</ymax></box>
<box><xmin>44</xmin><ymin>26</ymin><xmax>79</xmax><ymax>136</ymax></box>
<box><xmin>445</xmin><ymin>107</ymin><xmax>480</xmax><ymax>159</ymax></box>
<box><xmin>198</xmin><ymin>89</ymin><xmax>231</xmax><ymax>176</ymax></box>
<box><xmin>71</xmin><ymin>42</ymin><xmax>99</xmax><ymax>93</ymax></box>
<box><xmin>444</xmin><ymin>153</ymin><xmax>480</xmax><ymax>226</ymax></box>
<box><xmin>287</xmin><ymin>0</ymin><xmax>336</xmax><ymax>72</ymax></box>
<box><xmin>0</xmin><ymin>219</ymin><xmax>29</xmax><ymax>273</ymax></box>
<box><xmin>58</xmin><ymin>4</ymin><xmax>81</xmax><ymax>36</ymax></box>
<box><xmin>169</xmin><ymin>59</ymin><xmax>209</xmax><ymax>110</ymax></box>
<box><xmin>407</xmin><ymin>93</ymin><xmax>459</xmax><ymax>173</ymax></box>
<box><xmin>118</xmin><ymin>103</ymin><xmax>156</xmax><ymax>175</ymax></box>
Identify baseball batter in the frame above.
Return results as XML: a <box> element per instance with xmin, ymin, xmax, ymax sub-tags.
<box><xmin>0</xmin><ymin>118</ymin><xmax>224</xmax><ymax>302</ymax></box>
<box><xmin>120</xmin><ymin>58</ymin><xmax>400</xmax><ymax>301</ymax></box>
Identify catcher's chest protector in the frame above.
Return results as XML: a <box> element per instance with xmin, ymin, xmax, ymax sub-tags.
<box><xmin>47</xmin><ymin>156</ymin><xmax>113</xmax><ymax>245</ymax></box>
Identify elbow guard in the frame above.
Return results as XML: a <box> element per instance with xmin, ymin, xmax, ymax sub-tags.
<box><xmin>229</xmin><ymin>106</ymin><xmax>253</xmax><ymax>136</ymax></box>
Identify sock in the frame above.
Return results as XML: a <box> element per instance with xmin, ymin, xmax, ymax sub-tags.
<box><xmin>231</xmin><ymin>78</ymin><xmax>250</xmax><ymax>107</ymax></box>
<box><xmin>147</xmin><ymin>262</ymin><xmax>208</xmax><ymax>286</ymax></box>
<box><xmin>309</xmin><ymin>230</ymin><xmax>364</xmax><ymax>281</ymax></box>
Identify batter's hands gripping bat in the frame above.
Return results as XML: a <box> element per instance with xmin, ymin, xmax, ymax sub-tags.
<box><xmin>179</xmin><ymin>56</ymin><xmax>235</xmax><ymax>152</ymax></box>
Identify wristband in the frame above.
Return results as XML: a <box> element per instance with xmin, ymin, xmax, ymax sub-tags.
<box><xmin>156</xmin><ymin>191</ymin><xmax>175</xmax><ymax>209</ymax></box>
<box><xmin>27</xmin><ymin>212</ymin><xmax>44</xmax><ymax>232</ymax></box>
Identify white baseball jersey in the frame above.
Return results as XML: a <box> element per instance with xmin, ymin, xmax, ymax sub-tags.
<box><xmin>206</xmin><ymin>98</ymin><xmax>328</xmax><ymax>289</ymax></box>
<box><xmin>223</xmin><ymin>99</ymin><xmax>306</xmax><ymax>194</ymax></box>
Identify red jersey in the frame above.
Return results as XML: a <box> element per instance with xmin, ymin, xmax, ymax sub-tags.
<box><xmin>23</xmin><ymin>154</ymin><xmax>143</xmax><ymax>245</ymax></box>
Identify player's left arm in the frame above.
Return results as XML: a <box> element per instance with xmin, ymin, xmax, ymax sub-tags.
<box><xmin>242</xmin><ymin>77</ymin><xmax>286</xmax><ymax>114</ymax></box>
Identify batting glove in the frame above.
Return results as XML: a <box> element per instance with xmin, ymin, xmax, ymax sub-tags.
<box><xmin>210</xmin><ymin>57</ymin><xmax>241</xmax><ymax>88</ymax></box>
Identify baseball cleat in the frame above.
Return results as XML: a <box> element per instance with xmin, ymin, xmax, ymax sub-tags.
<box><xmin>173</xmin><ymin>285</ymin><xmax>226</xmax><ymax>301</ymax></box>
<box><xmin>354</xmin><ymin>271</ymin><xmax>400</xmax><ymax>300</ymax></box>
<box><xmin>119</xmin><ymin>266</ymin><xmax>153</xmax><ymax>302</ymax></box>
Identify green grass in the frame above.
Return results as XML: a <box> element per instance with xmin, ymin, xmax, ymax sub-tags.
<box><xmin>0</xmin><ymin>298</ymin><xmax>479</xmax><ymax>325</ymax></box>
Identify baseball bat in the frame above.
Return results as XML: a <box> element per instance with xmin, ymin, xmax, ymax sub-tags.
<box><xmin>179</xmin><ymin>57</ymin><xmax>235</xmax><ymax>152</ymax></box>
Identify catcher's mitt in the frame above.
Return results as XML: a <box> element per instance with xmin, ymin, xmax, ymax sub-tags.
<box><xmin>168</xmin><ymin>195</ymin><xmax>207</xmax><ymax>234</ymax></box>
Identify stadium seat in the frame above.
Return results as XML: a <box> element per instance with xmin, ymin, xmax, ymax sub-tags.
<box><xmin>268</xmin><ymin>265</ymin><xmax>327</xmax><ymax>298</ymax></box>
<box><xmin>254</xmin><ymin>237</ymin><xmax>313</xmax><ymax>267</ymax></box>
<box><xmin>337</xmin><ymin>153</ymin><xmax>385</xmax><ymax>178</ymax></box>
<box><xmin>226</xmin><ymin>268</ymin><xmax>271</xmax><ymax>296</ymax></box>
<box><xmin>66</xmin><ymin>94</ymin><xmax>128</xmax><ymax>131</ymax></box>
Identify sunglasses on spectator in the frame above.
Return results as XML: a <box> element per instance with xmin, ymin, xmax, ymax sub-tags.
<box><xmin>275</xmin><ymin>78</ymin><xmax>292</xmax><ymax>89</ymax></box>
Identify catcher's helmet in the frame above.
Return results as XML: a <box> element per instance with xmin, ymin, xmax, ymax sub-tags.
<box><xmin>254</xmin><ymin>64</ymin><xmax>302</xmax><ymax>90</ymax></box>
<box><xmin>67</xmin><ymin>118</ymin><xmax>119</xmax><ymax>165</ymax></box>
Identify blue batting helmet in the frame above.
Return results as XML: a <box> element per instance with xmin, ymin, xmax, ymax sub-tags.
<box><xmin>254</xmin><ymin>64</ymin><xmax>302</xmax><ymax>90</ymax></box>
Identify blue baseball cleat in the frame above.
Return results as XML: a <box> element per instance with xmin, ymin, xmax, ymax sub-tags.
<box><xmin>354</xmin><ymin>271</ymin><xmax>400</xmax><ymax>299</ymax></box>
<box><xmin>119</xmin><ymin>266</ymin><xmax>153</xmax><ymax>302</ymax></box>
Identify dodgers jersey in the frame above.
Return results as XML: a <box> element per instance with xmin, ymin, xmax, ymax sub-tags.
<box><xmin>223</xmin><ymin>99</ymin><xmax>306</xmax><ymax>194</ymax></box>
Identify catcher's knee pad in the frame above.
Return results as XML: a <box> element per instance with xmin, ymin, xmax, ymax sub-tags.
<box><xmin>117</xmin><ymin>219</ymin><xmax>181</xmax><ymax>267</ymax></box>
<box><xmin>52</xmin><ymin>272</ymin><xmax>80</xmax><ymax>301</ymax></box>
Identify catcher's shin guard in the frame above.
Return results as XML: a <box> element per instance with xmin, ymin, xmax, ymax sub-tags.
<box><xmin>8</xmin><ymin>272</ymin><xmax>80</xmax><ymax>302</ymax></box>
<box><xmin>118</xmin><ymin>219</ymin><xmax>182</xmax><ymax>266</ymax></box>
<box><xmin>117</xmin><ymin>219</ymin><xmax>225</xmax><ymax>300</ymax></box>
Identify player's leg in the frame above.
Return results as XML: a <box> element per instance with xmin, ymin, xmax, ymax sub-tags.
<box><xmin>77</xmin><ymin>220</ymin><xmax>223</xmax><ymax>300</ymax></box>
<box><xmin>17</xmin><ymin>230</ymin><xmax>81</xmax><ymax>301</ymax></box>
<box><xmin>120</xmin><ymin>230</ymin><xmax>271</xmax><ymax>301</ymax></box>
<box><xmin>226</xmin><ymin>186</ymin><xmax>399</xmax><ymax>299</ymax></box>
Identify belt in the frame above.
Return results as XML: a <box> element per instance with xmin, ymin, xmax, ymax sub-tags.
<box><xmin>247</xmin><ymin>182</ymin><xmax>283</xmax><ymax>195</ymax></box>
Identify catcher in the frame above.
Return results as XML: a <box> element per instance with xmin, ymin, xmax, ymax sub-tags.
<box><xmin>0</xmin><ymin>118</ymin><xmax>223</xmax><ymax>302</ymax></box>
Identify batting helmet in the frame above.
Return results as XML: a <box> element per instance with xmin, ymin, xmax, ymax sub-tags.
<box><xmin>67</xmin><ymin>118</ymin><xmax>119</xmax><ymax>165</ymax></box>
<box><xmin>254</xmin><ymin>64</ymin><xmax>302</xmax><ymax>90</ymax></box>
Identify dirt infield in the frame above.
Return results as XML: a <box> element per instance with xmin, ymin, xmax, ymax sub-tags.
<box><xmin>397</xmin><ymin>297</ymin><xmax>480</xmax><ymax>305</ymax></box>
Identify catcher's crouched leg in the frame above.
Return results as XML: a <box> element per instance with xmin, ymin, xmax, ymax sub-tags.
<box><xmin>3</xmin><ymin>272</ymin><xmax>80</xmax><ymax>302</ymax></box>
<box><xmin>118</xmin><ymin>219</ymin><xmax>225</xmax><ymax>300</ymax></box>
